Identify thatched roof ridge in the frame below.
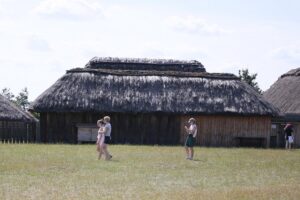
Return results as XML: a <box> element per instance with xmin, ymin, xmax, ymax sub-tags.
<box><xmin>280</xmin><ymin>68</ymin><xmax>300</xmax><ymax>78</ymax></box>
<box><xmin>86</xmin><ymin>57</ymin><xmax>203</xmax><ymax>66</ymax></box>
<box><xmin>263</xmin><ymin>67</ymin><xmax>300</xmax><ymax>118</ymax></box>
<box><xmin>0</xmin><ymin>94</ymin><xmax>37</xmax><ymax>122</ymax></box>
<box><xmin>32</xmin><ymin>67</ymin><xmax>278</xmax><ymax>116</ymax></box>
<box><xmin>85</xmin><ymin>57</ymin><xmax>206</xmax><ymax>72</ymax></box>
<box><xmin>67</xmin><ymin>68</ymin><xmax>238</xmax><ymax>80</ymax></box>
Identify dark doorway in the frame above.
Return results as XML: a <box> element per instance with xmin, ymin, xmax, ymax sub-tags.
<box><xmin>111</xmin><ymin>113</ymin><xmax>181</xmax><ymax>145</ymax></box>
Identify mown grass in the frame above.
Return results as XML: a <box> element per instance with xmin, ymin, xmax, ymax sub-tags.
<box><xmin>0</xmin><ymin>144</ymin><xmax>299</xmax><ymax>200</ymax></box>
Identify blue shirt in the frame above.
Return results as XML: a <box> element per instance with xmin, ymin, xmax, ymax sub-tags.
<box><xmin>104</xmin><ymin>123</ymin><xmax>112</xmax><ymax>137</ymax></box>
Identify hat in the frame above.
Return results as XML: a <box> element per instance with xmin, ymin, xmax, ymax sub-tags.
<box><xmin>188</xmin><ymin>118</ymin><xmax>196</xmax><ymax>123</ymax></box>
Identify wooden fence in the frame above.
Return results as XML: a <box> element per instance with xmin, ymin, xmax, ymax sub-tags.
<box><xmin>0</xmin><ymin>121</ymin><xmax>38</xmax><ymax>143</ymax></box>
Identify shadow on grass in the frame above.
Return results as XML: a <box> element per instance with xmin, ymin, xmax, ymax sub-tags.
<box><xmin>107</xmin><ymin>159</ymin><xmax>120</xmax><ymax>162</ymax></box>
<box><xmin>189</xmin><ymin>158</ymin><xmax>207</xmax><ymax>162</ymax></box>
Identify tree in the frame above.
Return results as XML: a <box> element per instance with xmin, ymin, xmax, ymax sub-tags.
<box><xmin>15</xmin><ymin>87</ymin><xmax>30</xmax><ymax>110</ymax></box>
<box><xmin>1</xmin><ymin>88</ymin><xmax>15</xmax><ymax>101</ymax></box>
<box><xmin>238</xmin><ymin>69</ymin><xmax>262</xmax><ymax>94</ymax></box>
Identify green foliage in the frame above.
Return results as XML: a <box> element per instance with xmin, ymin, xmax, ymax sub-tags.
<box><xmin>1</xmin><ymin>87</ymin><xmax>30</xmax><ymax>110</ymax></box>
<box><xmin>15</xmin><ymin>87</ymin><xmax>30</xmax><ymax>110</ymax></box>
<box><xmin>238</xmin><ymin>69</ymin><xmax>262</xmax><ymax>94</ymax></box>
<box><xmin>1</xmin><ymin>88</ymin><xmax>15</xmax><ymax>102</ymax></box>
<box><xmin>30</xmin><ymin>111</ymin><xmax>40</xmax><ymax>119</ymax></box>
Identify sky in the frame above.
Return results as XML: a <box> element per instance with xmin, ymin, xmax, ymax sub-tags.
<box><xmin>0</xmin><ymin>0</ymin><xmax>300</xmax><ymax>101</ymax></box>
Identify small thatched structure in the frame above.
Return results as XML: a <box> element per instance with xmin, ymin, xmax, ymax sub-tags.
<box><xmin>31</xmin><ymin>57</ymin><xmax>278</xmax><ymax>147</ymax></box>
<box><xmin>0</xmin><ymin>94</ymin><xmax>38</xmax><ymax>142</ymax></box>
<box><xmin>264</xmin><ymin>68</ymin><xmax>300</xmax><ymax>147</ymax></box>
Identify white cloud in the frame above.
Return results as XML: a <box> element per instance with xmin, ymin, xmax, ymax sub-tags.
<box><xmin>33</xmin><ymin>0</ymin><xmax>105</xmax><ymax>20</ymax></box>
<box><xmin>0</xmin><ymin>1</ymin><xmax>7</xmax><ymax>17</ymax></box>
<box><xmin>27</xmin><ymin>35</ymin><xmax>51</xmax><ymax>52</ymax></box>
<box><xmin>140</xmin><ymin>48</ymin><xmax>165</xmax><ymax>58</ymax></box>
<box><xmin>271</xmin><ymin>46</ymin><xmax>300</xmax><ymax>62</ymax></box>
<box><xmin>165</xmin><ymin>15</ymin><xmax>230</xmax><ymax>36</ymax></box>
<box><xmin>101</xmin><ymin>4</ymin><xmax>125</xmax><ymax>18</ymax></box>
<box><xmin>137</xmin><ymin>41</ymin><xmax>165</xmax><ymax>58</ymax></box>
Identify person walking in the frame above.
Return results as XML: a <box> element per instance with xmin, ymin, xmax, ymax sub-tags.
<box><xmin>96</xmin><ymin>119</ymin><xmax>105</xmax><ymax>159</ymax></box>
<box><xmin>284</xmin><ymin>123</ymin><xmax>294</xmax><ymax>150</ymax></box>
<box><xmin>184</xmin><ymin>118</ymin><xmax>197</xmax><ymax>160</ymax></box>
<box><xmin>101</xmin><ymin>116</ymin><xmax>113</xmax><ymax>160</ymax></box>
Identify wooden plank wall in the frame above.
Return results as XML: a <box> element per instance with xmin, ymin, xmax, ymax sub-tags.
<box><xmin>40</xmin><ymin>112</ymin><xmax>89</xmax><ymax>143</ymax></box>
<box><xmin>40</xmin><ymin>112</ymin><xmax>271</xmax><ymax>146</ymax></box>
<box><xmin>0</xmin><ymin>120</ymin><xmax>36</xmax><ymax>143</ymax></box>
<box><xmin>180</xmin><ymin>116</ymin><xmax>271</xmax><ymax>147</ymax></box>
<box><xmin>270</xmin><ymin>123</ymin><xmax>286</xmax><ymax>148</ymax></box>
<box><xmin>40</xmin><ymin>112</ymin><xmax>181</xmax><ymax>144</ymax></box>
<box><xmin>111</xmin><ymin>113</ymin><xmax>180</xmax><ymax>145</ymax></box>
<box><xmin>292</xmin><ymin>123</ymin><xmax>300</xmax><ymax>148</ymax></box>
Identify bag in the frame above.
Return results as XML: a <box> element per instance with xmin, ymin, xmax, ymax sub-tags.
<box><xmin>288</xmin><ymin>136</ymin><xmax>294</xmax><ymax>143</ymax></box>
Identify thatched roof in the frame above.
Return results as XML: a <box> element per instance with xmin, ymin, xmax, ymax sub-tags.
<box><xmin>31</xmin><ymin>57</ymin><xmax>278</xmax><ymax>116</ymax></box>
<box><xmin>85</xmin><ymin>57</ymin><xmax>205</xmax><ymax>72</ymax></box>
<box><xmin>263</xmin><ymin>68</ymin><xmax>300</xmax><ymax>120</ymax></box>
<box><xmin>0</xmin><ymin>94</ymin><xmax>37</xmax><ymax>122</ymax></box>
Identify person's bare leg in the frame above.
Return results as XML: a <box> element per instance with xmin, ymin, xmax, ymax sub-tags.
<box><xmin>96</xmin><ymin>142</ymin><xmax>100</xmax><ymax>152</ymax></box>
<box><xmin>98</xmin><ymin>147</ymin><xmax>103</xmax><ymax>159</ymax></box>
<box><xmin>185</xmin><ymin>146</ymin><xmax>189</xmax><ymax>158</ymax></box>
<box><xmin>102</xmin><ymin>144</ymin><xmax>111</xmax><ymax>160</ymax></box>
<box><xmin>187</xmin><ymin>147</ymin><xmax>192</xmax><ymax>159</ymax></box>
<box><xmin>191</xmin><ymin>148</ymin><xmax>194</xmax><ymax>160</ymax></box>
<box><xmin>96</xmin><ymin>143</ymin><xmax>102</xmax><ymax>159</ymax></box>
<box><xmin>106</xmin><ymin>146</ymin><xmax>112</xmax><ymax>160</ymax></box>
<box><xmin>99</xmin><ymin>136</ymin><xmax>105</xmax><ymax>159</ymax></box>
<box><xmin>101</xmin><ymin>144</ymin><xmax>107</xmax><ymax>158</ymax></box>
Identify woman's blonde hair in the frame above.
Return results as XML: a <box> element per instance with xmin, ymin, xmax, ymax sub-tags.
<box><xmin>104</xmin><ymin>116</ymin><xmax>110</xmax><ymax>122</ymax></box>
<box><xmin>188</xmin><ymin>118</ymin><xmax>196</xmax><ymax>123</ymax></box>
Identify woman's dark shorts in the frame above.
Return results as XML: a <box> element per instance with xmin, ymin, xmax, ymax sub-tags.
<box><xmin>185</xmin><ymin>134</ymin><xmax>195</xmax><ymax>147</ymax></box>
<box><xmin>104</xmin><ymin>136</ymin><xmax>111</xmax><ymax>144</ymax></box>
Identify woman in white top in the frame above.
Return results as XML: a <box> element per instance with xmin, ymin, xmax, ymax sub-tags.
<box><xmin>184</xmin><ymin>118</ymin><xmax>197</xmax><ymax>160</ymax></box>
<box><xmin>101</xmin><ymin>116</ymin><xmax>112</xmax><ymax>160</ymax></box>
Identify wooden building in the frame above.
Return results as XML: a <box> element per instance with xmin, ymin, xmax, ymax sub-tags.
<box><xmin>31</xmin><ymin>57</ymin><xmax>278</xmax><ymax>147</ymax></box>
<box><xmin>0</xmin><ymin>94</ymin><xmax>38</xmax><ymax>142</ymax></box>
<box><xmin>264</xmin><ymin>68</ymin><xmax>300</xmax><ymax>148</ymax></box>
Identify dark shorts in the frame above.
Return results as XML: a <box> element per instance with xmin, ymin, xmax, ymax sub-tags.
<box><xmin>185</xmin><ymin>135</ymin><xmax>195</xmax><ymax>147</ymax></box>
<box><xmin>104</xmin><ymin>136</ymin><xmax>111</xmax><ymax>144</ymax></box>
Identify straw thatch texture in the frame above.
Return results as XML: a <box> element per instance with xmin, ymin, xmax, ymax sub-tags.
<box><xmin>0</xmin><ymin>94</ymin><xmax>36</xmax><ymax>122</ymax></box>
<box><xmin>31</xmin><ymin>58</ymin><xmax>278</xmax><ymax>116</ymax></box>
<box><xmin>264</xmin><ymin>68</ymin><xmax>300</xmax><ymax>118</ymax></box>
<box><xmin>85</xmin><ymin>57</ymin><xmax>205</xmax><ymax>72</ymax></box>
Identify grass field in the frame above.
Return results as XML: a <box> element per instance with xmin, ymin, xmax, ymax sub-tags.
<box><xmin>0</xmin><ymin>144</ymin><xmax>299</xmax><ymax>200</ymax></box>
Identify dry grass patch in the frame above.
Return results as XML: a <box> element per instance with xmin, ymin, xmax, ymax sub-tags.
<box><xmin>0</xmin><ymin>144</ymin><xmax>299</xmax><ymax>200</ymax></box>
